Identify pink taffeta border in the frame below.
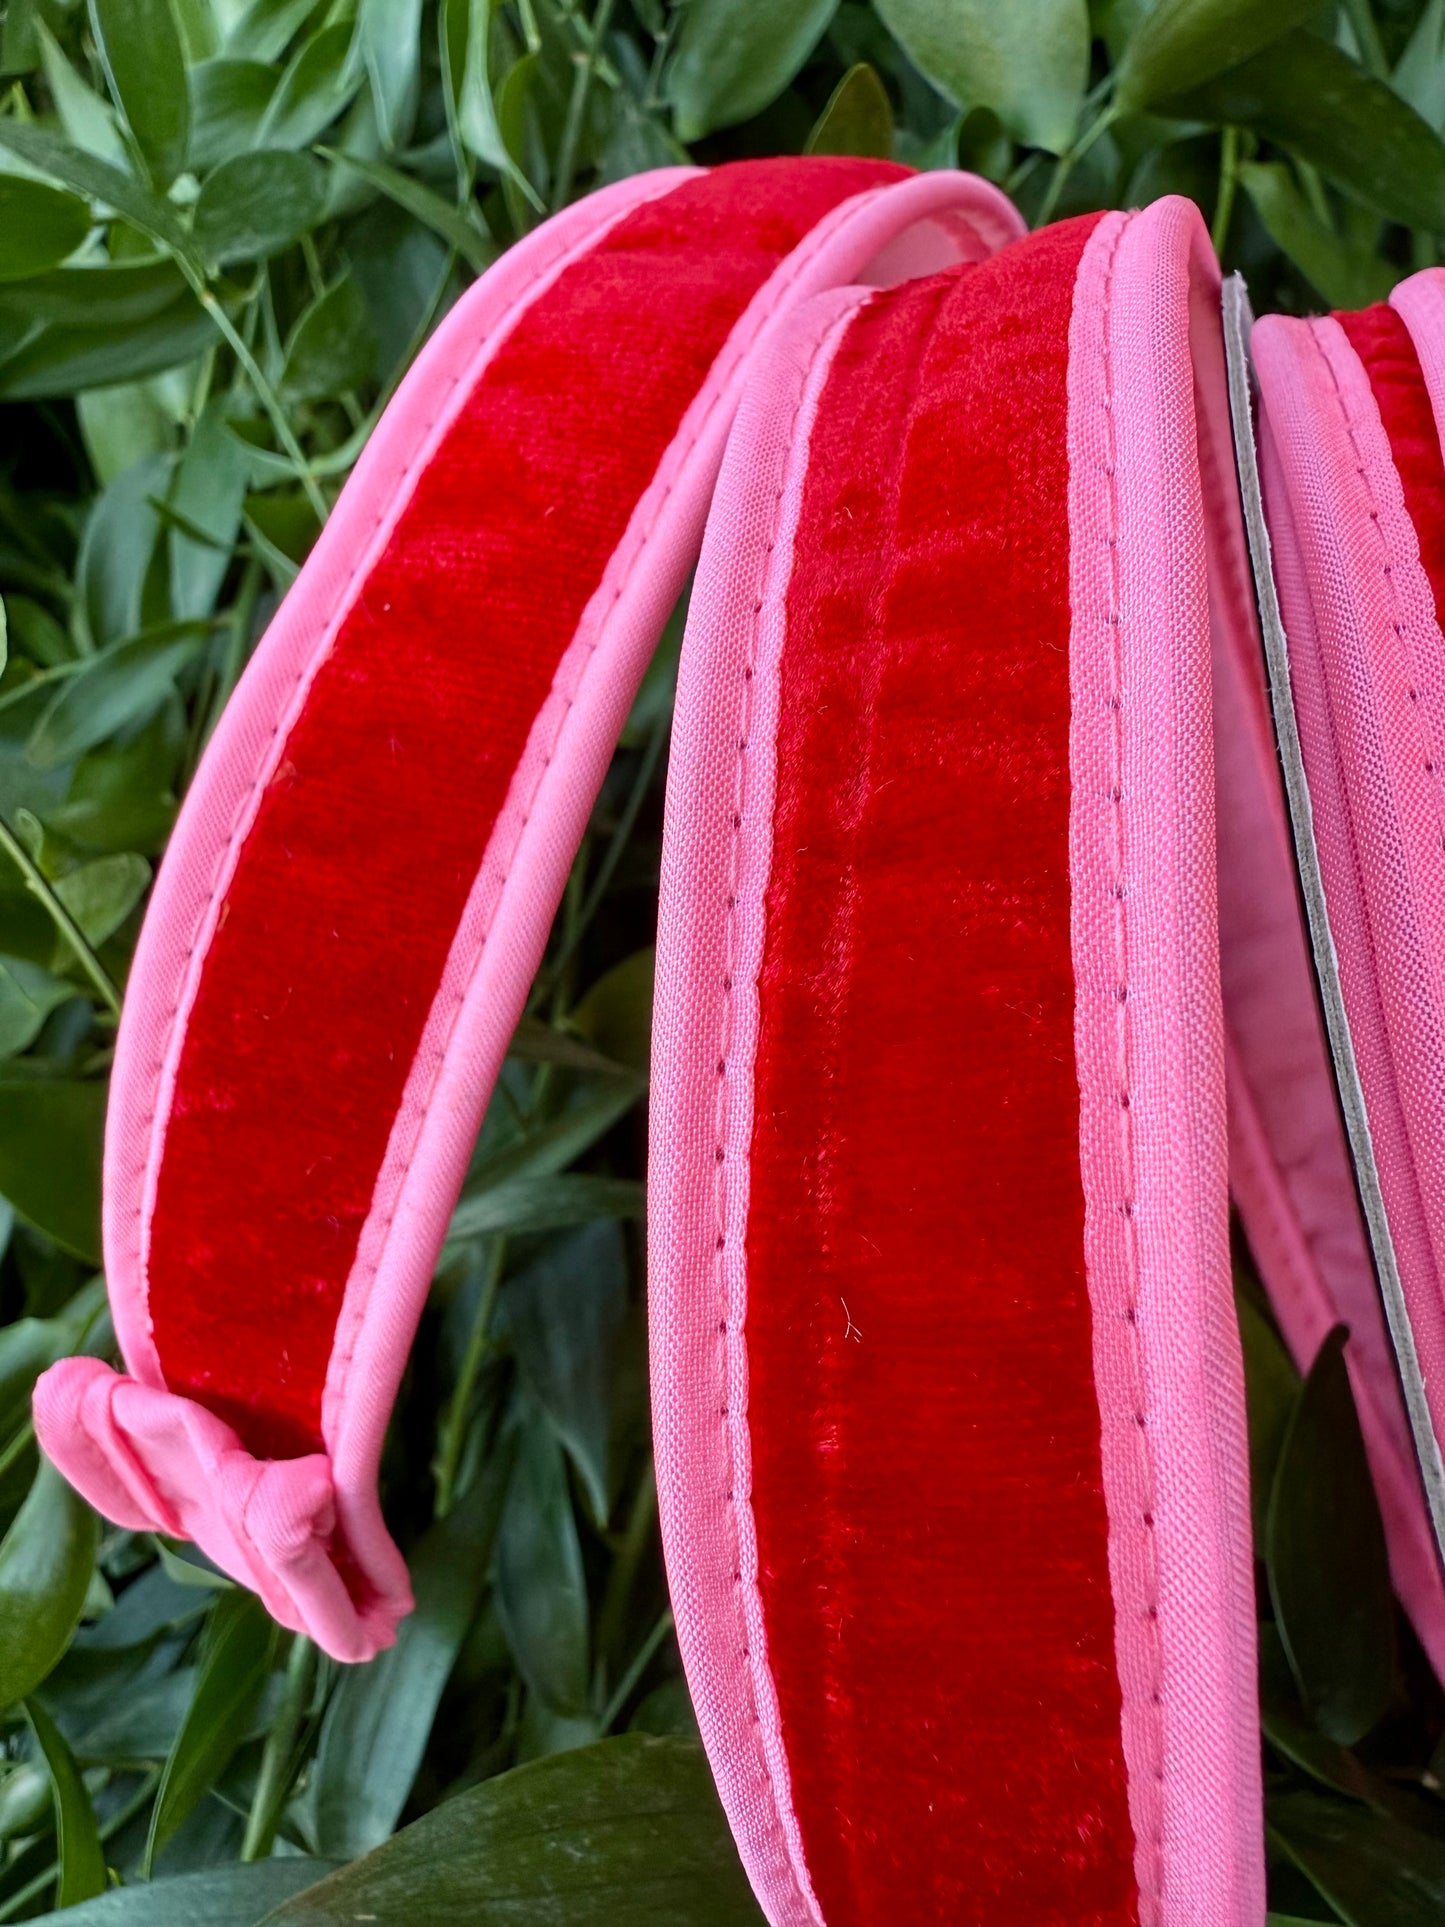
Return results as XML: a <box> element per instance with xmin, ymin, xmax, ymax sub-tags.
<box><xmin>1068</xmin><ymin>203</ymin><xmax>1263</xmax><ymax>1927</ymax></box>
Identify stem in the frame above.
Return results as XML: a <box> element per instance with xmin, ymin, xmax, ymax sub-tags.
<box><xmin>241</xmin><ymin>1635</ymin><xmax>316</xmax><ymax>1861</ymax></box>
<box><xmin>552</xmin><ymin>0</ymin><xmax>616</xmax><ymax>213</ymax></box>
<box><xmin>543</xmin><ymin>710</ymin><xmax>666</xmax><ymax>990</ymax></box>
<box><xmin>434</xmin><ymin>1237</ymin><xmax>508</xmax><ymax>1517</ymax></box>
<box><xmin>0</xmin><ymin>1420</ymin><xmax>33</xmax><ymax>1483</ymax></box>
<box><xmin>1212</xmin><ymin>126</ymin><xmax>1240</xmax><ymax>259</ymax></box>
<box><xmin>1036</xmin><ymin>102</ymin><xmax>1119</xmax><ymax>228</ymax></box>
<box><xmin>0</xmin><ymin>813</ymin><xmax>121</xmax><ymax>1017</ymax></box>
<box><xmin>183</xmin><ymin>272</ymin><xmax>327</xmax><ymax>524</ymax></box>
<box><xmin>599</xmin><ymin>1608</ymin><xmax>672</xmax><ymax>1731</ymax></box>
<box><xmin>596</xmin><ymin>1454</ymin><xmax>657</xmax><ymax>1668</ymax></box>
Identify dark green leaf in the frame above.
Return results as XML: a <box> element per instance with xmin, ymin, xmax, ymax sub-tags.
<box><xmin>281</xmin><ymin>278</ymin><xmax>378</xmax><ymax>400</ymax></box>
<box><xmin>1164</xmin><ymin>31</ymin><xmax>1445</xmax><ymax>233</ymax></box>
<box><xmin>0</xmin><ymin>1456</ymin><xmax>99</xmax><ymax>1708</ymax></box>
<box><xmin>0</xmin><ymin>260</ymin><xmax>208</xmax><ymax>399</ymax></box>
<box><xmin>447</xmin><ymin>1173</ymin><xmax>644</xmax><ymax>1244</ymax></box>
<box><xmin>472</xmin><ymin>1076</ymin><xmax>645</xmax><ymax>1192</ymax></box>
<box><xmin>261</xmin><ymin>1736</ymin><xmax>767</xmax><ymax>1927</ymax></box>
<box><xmin>1266</xmin><ymin>1326</ymin><xmax>1394</xmax><ymax>1746</ymax></box>
<box><xmin>0</xmin><ymin>121</ymin><xmax>190</xmax><ymax>259</ymax></box>
<box><xmin>667</xmin><ymin>0</ymin><xmax>838</xmax><ymax>142</ymax></box>
<box><xmin>29</xmin><ymin>622</ymin><xmax>208</xmax><ymax>768</ymax></box>
<box><xmin>90</xmin><ymin>0</ymin><xmax>191</xmax><ymax>185</ymax></box>
<box><xmin>312</xmin><ymin>1451</ymin><xmax>511</xmax><ymax>1857</ymax></box>
<box><xmin>0</xmin><ymin>1080</ymin><xmax>105</xmax><ymax>1260</ymax></box>
<box><xmin>0</xmin><ymin>955</ymin><xmax>76</xmax><ymax>1057</ymax></box>
<box><xmin>1116</xmin><ymin>0</ymin><xmax>1327</xmax><ymax>112</ymax></box>
<box><xmin>189</xmin><ymin>57</ymin><xmax>278</xmax><ymax>171</ymax></box>
<box><xmin>320</xmin><ymin>149</ymin><xmax>494</xmax><ymax>273</ymax></box>
<box><xmin>1270</xmin><ymin>1786</ymin><xmax>1445</xmax><ymax>1925</ymax></box>
<box><xmin>1394</xmin><ymin>0</ymin><xmax>1445</xmax><ymax>134</ymax></box>
<box><xmin>26</xmin><ymin>1693</ymin><xmax>106</xmax><ymax>1906</ymax></box>
<box><xmin>53</xmin><ymin>851</ymin><xmax>151</xmax><ymax>953</ymax></box>
<box><xmin>191</xmin><ymin>149</ymin><xmax>329</xmax><ymax>265</ymax></box>
<box><xmin>506</xmin><ymin>1222</ymin><xmax>630</xmax><ymax>1524</ymax></box>
<box><xmin>0</xmin><ymin>177</ymin><xmax>91</xmax><ymax>282</ymax></box>
<box><xmin>872</xmin><ymin>0</ymin><xmax>1089</xmax><ymax>152</ymax></box>
<box><xmin>26</xmin><ymin>1857</ymin><xmax>340</xmax><ymax>1924</ymax></box>
<box><xmin>35</xmin><ymin>18</ymin><xmax>129</xmax><ymax>166</ymax></box>
<box><xmin>494</xmin><ymin>1407</ymin><xmax>590</xmax><ymax>1715</ymax></box>
<box><xmin>805</xmin><ymin>63</ymin><xmax>894</xmax><ymax>159</ymax></box>
<box><xmin>1241</xmin><ymin>161</ymin><xmax>1398</xmax><ymax>312</ymax></box>
<box><xmin>145</xmin><ymin>1590</ymin><xmax>276</xmax><ymax>1868</ymax></box>
<box><xmin>1235</xmin><ymin>1285</ymin><xmax>1298</xmax><ymax>1541</ymax></box>
<box><xmin>257</xmin><ymin>23</ymin><xmax>360</xmax><ymax>149</ymax></box>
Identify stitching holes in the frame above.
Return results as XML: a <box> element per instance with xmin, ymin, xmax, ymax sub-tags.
<box><xmin>713</xmin><ymin>306</ymin><xmax>848</xmax><ymax>1927</ymax></box>
<box><xmin>1311</xmin><ymin>326</ymin><xmax>1445</xmax><ymax>854</ymax></box>
<box><xmin>1097</xmin><ymin>216</ymin><xmax>1167</xmax><ymax>1925</ymax></box>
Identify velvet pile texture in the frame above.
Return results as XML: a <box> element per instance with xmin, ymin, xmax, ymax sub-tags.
<box><xmin>143</xmin><ymin>158</ymin><xmax>899</xmax><ymax>1459</ymax></box>
<box><xmin>744</xmin><ymin>213</ymin><xmax>1140</xmax><ymax>1926</ymax></box>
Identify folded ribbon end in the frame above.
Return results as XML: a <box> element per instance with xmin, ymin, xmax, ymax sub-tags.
<box><xmin>33</xmin><ymin>1357</ymin><xmax>410</xmax><ymax>1663</ymax></box>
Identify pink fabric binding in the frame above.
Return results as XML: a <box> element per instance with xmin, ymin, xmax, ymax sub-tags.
<box><xmin>1253</xmin><ymin>304</ymin><xmax>1445</xmax><ymax>1505</ymax></box>
<box><xmin>34</xmin><ymin>166</ymin><xmax>1022</xmax><ymax>1663</ymax></box>
<box><xmin>1068</xmin><ymin>201</ymin><xmax>1262</xmax><ymax>1926</ymax></box>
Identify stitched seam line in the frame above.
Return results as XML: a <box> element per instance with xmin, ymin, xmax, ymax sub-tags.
<box><xmin>714</xmin><ymin>305</ymin><xmax>854</xmax><ymax>1927</ymax></box>
<box><xmin>126</xmin><ymin>197</ymin><xmax>656</xmax><ymax>1354</ymax></box>
<box><xmin>1310</xmin><ymin>324</ymin><xmax>1445</xmax><ymax>856</ymax></box>
<box><xmin>324</xmin><ymin>214</ymin><xmax>898</xmax><ymax>1436</ymax></box>
<box><xmin>1097</xmin><ymin>214</ymin><xmax>1167</xmax><ymax>1926</ymax></box>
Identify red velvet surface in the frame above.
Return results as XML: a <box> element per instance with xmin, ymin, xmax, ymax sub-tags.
<box><xmin>148</xmin><ymin>158</ymin><xmax>903</xmax><ymax>1459</ymax></box>
<box><xmin>745</xmin><ymin>215</ymin><xmax>1139</xmax><ymax>1926</ymax></box>
<box><xmin>1337</xmin><ymin>302</ymin><xmax>1445</xmax><ymax>636</ymax></box>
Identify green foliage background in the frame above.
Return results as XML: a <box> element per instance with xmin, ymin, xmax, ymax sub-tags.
<box><xmin>0</xmin><ymin>0</ymin><xmax>1439</xmax><ymax>1921</ymax></box>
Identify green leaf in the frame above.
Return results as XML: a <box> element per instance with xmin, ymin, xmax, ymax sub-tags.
<box><xmin>1394</xmin><ymin>0</ymin><xmax>1445</xmax><ymax>134</ymax></box>
<box><xmin>258</xmin><ymin>23</ymin><xmax>363</xmax><ymax>150</ymax></box>
<box><xmin>189</xmin><ymin>57</ymin><xmax>278</xmax><ymax>172</ymax></box>
<box><xmin>24</xmin><ymin>1858</ymin><xmax>340</xmax><ymax>1924</ymax></box>
<box><xmin>0</xmin><ymin>121</ymin><xmax>190</xmax><ymax>260</ymax></box>
<box><xmin>572</xmin><ymin>948</ymin><xmax>654</xmax><ymax>1075</ymax></box>
<box><xmin>1163</xmin><ymin>30</ymin><xmax>1445</xmax><ymax>233</ymax></box>
<box><xmin>872</xmin><ymin>0</ymin><xmax>1089</xmax><ymax>153</ymax></box>
<box><xmin>26</xmin><ymin>1693</ymin><xmax>106</xmax><ymax>1906</ymax></box>
<box><xmin>261</xmin><ymin>1735</ymin><xmax>767</xmax><ymax>1926</ymax></box>
<box><xmin>321</xmin><ymin>149</ymin><xmax>494</xmax><ymax>273</ymax></box>
<box><xmin>77</xmin><ymin>380</ymin><xmax>174</xmax><ymax>490</ymax></box>
<box><xmin>1235</xmin><ymin>1284</ymin><xmax>1298</xmax><ymax>1542</ymax></box>
<box><xmin>358</xmin><ymin>0</ymin><xmax>424</xmax><ymax>150</ymax></box>
<box><xmin>312</xmin><ymin>1452</ymin><xmax>511</xmax><ymax>1857</ymax></box>
<box><xmin>280</xmin><ymin>279</ymin><xmax>378</xmax><ymax>401</ymax></box>
<box><xmin>506</xmin><ymin>1222</ymin><xmax>630</xmax><ymax>1524</ymax></box>
<box><xmin>168</xmin><ymin>400</ymin><xmax>249</xmax><ymax>620</ymax></box>
<box><xmin>441</xmin><ymin>0</ymin><xmax>542</xmax><ymax>210</ymax></box>
<box><xmin>805</xmin><ymin>63</ymin><xmax>894</xmax><ymax>159</ymax></box>
<box><xmin>191</xmin><ymin>149</ymin><xmax>330</xmax><ymax>266</ymax></box>
<box><xmin>90</xmin><ymin>0</ymin><xmax>191</xmax><ymax>185</ymax></box>
<box><xmin>447</xmin><ymin>1172</ymin><xmax>644</xmax><ymax>1245</ymax></box>
<box><xmin>76</xmin><ymin>453</ymin><xmax>170</xmax><ymax>650</ymax></box>
<box><xmin>1266</xmin><ymin>1325</ymin><xmax>1394</xmax><ymax>1746</ymax></box>
<box><xmin>29</xmin><ymin>622</ymin><xmax>208</xmax><ymax>769</ymax></box>
<box><xmin>0</xmin><ymin>955</ymin><xmax>75</xmax><ymax>1056</ymax></box>
<box><xmin>0</xmin><ymin>1079</ymin><xmax>105</xmax><ymax>1260</ymax></box>
<box><xmin>0</xmin><ymin>177</ymin><xmax>91</xmax><ymax>282</ymax></box>
<box><xmin>53</xmin><ymin>851</ymin><xmax>151</xmax><ymax>952</ymax></box>
<box><xmin>35</xmin><ymin>20</ymin><xmax>129</xmax><ymax>167</ymax></box>
<box><xmin>0</xmin><ymin>1282</ymin><xmax>105</xmax><ymax>1450</ymax></box>
<box><xmin>494</xmin><ymin>1407</ymin><xmax>590</xmax><ymax>1715</ymax></box>
<box><xmin>144</xmin><ymin>1590</ymin><xmax>277</xmax><ymax>1870</ymax></box>
<box><xmin>667</xmin><ymin>0</ymin><xmax>838</xmax><ymax>142</ymax></box>
<box><xmin>470</xmin><ymin>1075</ymin><xmax>645</xmax><ymax>1192</ymax></box>
<box><xmin>1269</xmin><ymin>1786</ymin><xmax>1445</xmax><ymax>1925</ymax></box>
<box><xmin>1241</xmin><ymin>161</ymin><xmax>1398</xmax><ymax>312</ymax></box>
<box><xmin>0</xmin><ymin>1456</ymin><xmax>99</xmax><ymax>1708</ymax></box>
<box><xmin>1116</xmin><ymin>0</ymin><xmax>1327</xmax><ymax>112</ymax></box>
